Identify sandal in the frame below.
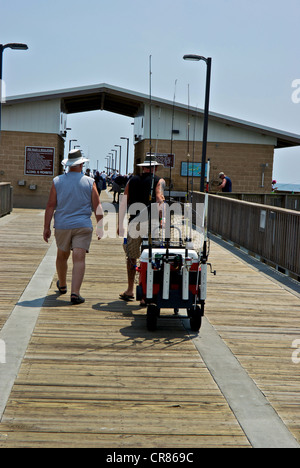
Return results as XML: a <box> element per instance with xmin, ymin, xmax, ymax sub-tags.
<box><xmin>57</xmin><ymin>280</ymin><xmax>67</xmax><ymax>295</ymax></box>
<box><xmin>119</xmin><ymin>293</ymin><xmax>135</xmax><ymax>302</ymax></box>
<box><xmin>71</xmin><ymin>293</ymin><xmax>85</xmax><ymax>305</ymax></box>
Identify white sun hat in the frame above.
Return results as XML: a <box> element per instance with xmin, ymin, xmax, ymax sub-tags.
<box><xmin>62</xmin><ymin>149</ymin><xmax>90</xmax><ymax>167</ymax></box>
<box><xmin>137</xmin><ymin>153</ymin><xmax>163</xmax><ymax>167</ymax></box>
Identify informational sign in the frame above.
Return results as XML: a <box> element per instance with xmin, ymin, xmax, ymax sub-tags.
<box><xmin>25</xmin><ymin>146</ymin><xmax>55</xmax><ymax>176</ymax></box>
<box><xmin>181</xmin><ymin>161</ymin><xmax>208</xmax><ymax>178</ymax></box>
<box><xmin>146</xmin><ymin>152</ymin><xmax>175</xmax><ymax>169</ymax></box>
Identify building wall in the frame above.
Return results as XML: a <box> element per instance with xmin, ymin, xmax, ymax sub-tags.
<box><xmin>2</xmin><ymin>99</ymin><xmax>63</xmax><ymax>134</ymax></box>
<box><xmin>135</xmin><ymin>105</ymin><xmax>277</xmax><ymax>146</ymax></box>
<box><xmin>0</xmin><ymin>131</ymin><xmax>65</xmax><ymax>208</ymax></box>
<box><xmin>134</xmin><ymin>139</ymin><xmax>274</xmax><ymax>193</ymax></box>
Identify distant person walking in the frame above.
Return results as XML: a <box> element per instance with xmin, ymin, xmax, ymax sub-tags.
<box><xmin>94</xmin><ymin>171</ymin><xmax>103</xmax><ymax>195</ymax></box>
<box><xmin>43</xmin><ymin>149</ymin><xmax>103</xmax><ymax>304</ymax></box>
<box><xmin>219</xmin><ymin>172</ymin><xmax>232</xmax><ymax>192</ymax></box>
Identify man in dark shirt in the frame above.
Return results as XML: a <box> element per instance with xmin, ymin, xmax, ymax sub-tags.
<box><xmin>219</xmin><ymin>172</ymin><xmax>232</xmax><ymax>192</ymax></box>
<box><xmin>118</xmin><ymin>155</ymin><xmax>165</xmax><ymax>303</ymax></box>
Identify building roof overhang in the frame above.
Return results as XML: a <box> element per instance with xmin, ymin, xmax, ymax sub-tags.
<box><xmin>4</xmin><ymin>83</ymin><xmax>300</xmax><ymax>149</ymax></box>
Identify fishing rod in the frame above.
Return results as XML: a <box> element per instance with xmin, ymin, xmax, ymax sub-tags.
<box><xmin>186</xmin><ymin>83</ymin><xmax>190</xmax><ymax>201</ymax></box>
<box><xmin>162</xmin><ymin>78</ymin><xmax>178</xmax><ymax>299</ymax></box>
<box><xmin>191</xmin><ymin>106</ymin><xmax>198</xmax><ymax>205</ymax></box>
<box><xmin>147</xmin><ymin>54</ymin><xmax>154</xmax><ymax>300</ymax></box>
<box><xmin>169</xmin><ymin>79</ymin><xmax>177</xmax><ymax>203</ymax></box>
<box><xmin>183</xmin><ymin>85</ymin><xmax>193</xmax><ymax>300</ymax></box>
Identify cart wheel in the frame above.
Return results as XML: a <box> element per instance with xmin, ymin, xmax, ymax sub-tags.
<box><xmin>188</xmin><ymin>306</ymin><xmax>202</xmax><ymax>332</ymax></box>
<box><xmin>147</xmin><ymin>305</ymin><xmax>159</xmax><ymax>331</ymax></box>
<box><xmin>136</xmin><ymin>285</ymin><xmax>143</xmax><ymax>301</ymax></box>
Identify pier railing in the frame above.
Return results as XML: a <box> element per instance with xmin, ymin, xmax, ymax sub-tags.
<box><xmin>213</xmin><ymin>192</ymin><xmax>300</xmax><ymax>212</ymax></box>
<box><xmin>193</xmin><ymin>192</ymin><xmax>300</xmax><ymax>278</ymax></box>
<box><xmin>0</xmin><ymin>183</ymin><xmax>13</xmax><ymax>218</ymax></box>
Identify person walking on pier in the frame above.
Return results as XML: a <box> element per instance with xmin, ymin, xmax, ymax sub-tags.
<box><xmin>118</xmin><ymin>154</ymin><xmax>165</xmax><ymax>305</ymax></box>
<box><xmin>43</xmin><ymin>149</ymin><xmax>103</xmax><ymax>304</ymax></box>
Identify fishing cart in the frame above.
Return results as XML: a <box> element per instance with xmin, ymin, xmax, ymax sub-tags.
<box><xmin>134</xmin><ymin>56</ymin><xmax>216</xmax><ymax>332</ymax></box>
<box><xmin>136</xmin><ymin>187</ymin><xmax>216</xmax><ymax>332</ymax></box>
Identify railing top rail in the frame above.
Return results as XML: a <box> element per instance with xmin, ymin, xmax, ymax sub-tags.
<box><xmin>212</xmin><ymin>192</ymin><xmax>300</xmax><ymax>196</ymax></box>
<box><xmin>193</xmin><ymin>191</ymin><xmax>300</xmax><ymax>217</ymax></box>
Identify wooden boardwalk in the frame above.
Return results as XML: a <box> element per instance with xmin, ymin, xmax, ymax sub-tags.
<box><xmin>0</xmin><ymin>195</ymin><xmax>299</xmax><ymax>448</ymax></box>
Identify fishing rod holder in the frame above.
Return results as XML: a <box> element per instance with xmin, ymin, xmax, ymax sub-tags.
<box><xmin>207</xmin><ymin>262</ymin><xmax>217</xmax><ymax>276</ymax></box>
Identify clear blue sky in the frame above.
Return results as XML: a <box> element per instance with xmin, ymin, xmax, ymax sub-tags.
<box><xmin>1</xmin><ymin>0</ymin><xmax>300</xmax><ymax>182</ymax></box>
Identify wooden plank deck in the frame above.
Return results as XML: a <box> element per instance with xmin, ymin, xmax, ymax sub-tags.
<box><xmin>206</xmin><ymin>239</ymin><xmax>300</xmax><ymax>444</ymax></box>
<box><xmin>0</xmin><ymin>209</ymin><xmax>50</xmax><ymax>331</ymax></box>
<box><xmin>0</xmin><ymin>195</ymin><xmax>299</xmax><ymax>448</ymax></box>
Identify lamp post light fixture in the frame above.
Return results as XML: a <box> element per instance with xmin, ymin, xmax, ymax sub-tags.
<box><xmin>183</xmin><ymin>54</ymin><xmax>212</xmax><ymax>193</ymax></box>
<box><xmin>0</xmin><ymin>43</ymin><xmax>28</xmax><ymax>133</ymax></box>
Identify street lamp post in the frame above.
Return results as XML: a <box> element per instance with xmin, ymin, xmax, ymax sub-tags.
<box><xmin>115</xmin><ymin>144</ymin><xmax>122</xmax><ymax>174</ymax></box>
<box><xmin>109</xmin><ymin>153</ymin><xmax>114</xmax><ymax>173</ymax></box>
<box><xmin>0</xmin><ymin>43</ymin><xmax>28</xmax><ymax>133</ymax></box>
<box><xmin>106</xmin><ymin>156</ymin><xmax>111</xmax><ymax>173</ymax></box>
<box><xmin>105</xmin><ymin>156</ymin><xmax>110</xmax><ymax>173</ymax></box>
<box><xmin>120</xmin><ymin>137</ymin><xmax>129</xmax><ymax>174</ymax></box>
<box><xmin>183</xmin><ymin>54</ymin><xmax>212</xmax><ymax>193</ymax></box>
<box><xmin>111</xmin><ymin>149</ymin><xmax>117</xmax><ymax>173</ymax></box>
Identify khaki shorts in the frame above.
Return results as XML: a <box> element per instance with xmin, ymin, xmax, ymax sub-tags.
<box><xmin>55</xmin><ymin>227</ymin><xmax>93</xmax><ymax>253</ymax></box>
<box><xmin>123</xmin><ymin>235</ymin><xmax>143</xmax><ymax>260</ymax></box>
<box><xmin>123</xmin><ymin>219</ymin><xmax>144</xmax><ymax>260</ymax></box>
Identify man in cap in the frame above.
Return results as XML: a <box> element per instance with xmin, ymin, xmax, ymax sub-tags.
<box><xmin>118</xmin><ymin>154</ymin><xmax>165</xmax><ymax>304</ymax></box>
<box><xmin>219</xmin><ymin>172</ymin><xmax>232</xmax><ymax>193</ymax></box>
<box><xmin>43</xmin><ymin>149</ymin><xmax>103</xmax><ymax>304</ymax></box>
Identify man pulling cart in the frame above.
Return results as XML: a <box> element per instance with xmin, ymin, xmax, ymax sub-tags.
<box><xmin>118</xmin><ymin>154</ymin><xmax>215</xmax><ymax>332</ymax></box>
